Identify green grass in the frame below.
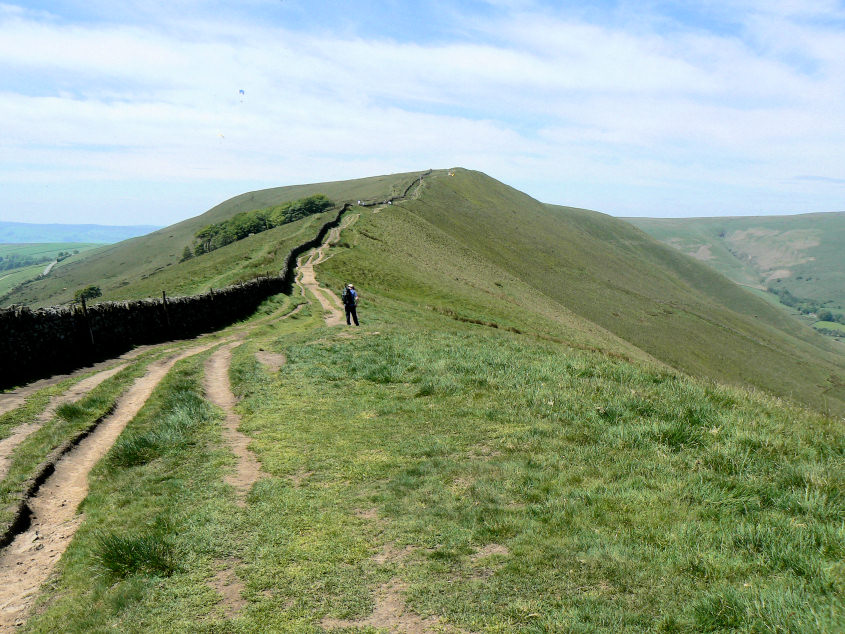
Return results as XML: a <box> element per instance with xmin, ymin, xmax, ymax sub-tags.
<box><xmin>628</xmin><ymin>212</ymin><xmax>845</xmax><ymax>320</ymax></box>
<box><xmin>15</xmin><ymin>199</ymin><xmax>844</xmax><ymax>632</ymax></box>
<box><xmin>815</xmin><ymin>321</ymin><xmax>845</xmax><ymax>335</ymax></box>
<box><xmin>4</xmin><ymin>171</ymin><xmax>425</xmax><ymax>308</ymax></box>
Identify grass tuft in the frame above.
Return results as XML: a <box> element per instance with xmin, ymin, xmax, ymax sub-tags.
<box><xmin>92</xmin><ymin>530</ymin><xmax>179</xmax><ymax>579</ymax></box>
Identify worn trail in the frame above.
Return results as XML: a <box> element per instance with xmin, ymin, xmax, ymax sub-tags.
<box><xmin>204</xmin><ymin>343</ymin><xmax>263</xmax><ymax>506</ymax></box>
<box><xmin>0</xmin><ymin>343</ymin><xmax>213</xmax><ymax>630</ymax></box>
<box><xmin>0</xmin><ymin>364</ymin><xmax>127</xmax><ymax>482</ymax></box>
<box><xmin>0</xmin><ymin>347</ymin><xmax>151</xmax><ymax>419</ymax></box>
<box><xmin>296</xmin><ymin>213</ymin><xmax>359</xmax><ymax>327</ymax></box>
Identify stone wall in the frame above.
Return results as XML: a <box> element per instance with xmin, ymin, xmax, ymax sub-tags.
<box><xmin>0</xmin><ymin>205</ymin><xmax>348</xmax><ymax>389</ymax></box>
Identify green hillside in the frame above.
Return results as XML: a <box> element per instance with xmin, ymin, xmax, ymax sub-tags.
<box><xmin>326</xmin><ymin>169</ymin><xmax>841</xmax><ymax>415</ymax></box>
<box><xmin>3</xmin><ymin>172</ymin><xmax>422</xmax><ymax>307</ymax></box>
<box><xmin>0</xmin><ymin>243</ymin><xmax>104</xmax><ymax>299</ymax></box>
<box><xmin>629</xmin><ymin>212</ymin><xmax>845</xmax><ymax>331</ymax></box>
<box><xmin>4</xmin><ymin>171</ymin><xmax>844</xmax><ymax>632</ymax></box>
<box><xmin>5</xmin><ymin>168</ymin><xmax>843</xmax><ymax>415</ymax></box>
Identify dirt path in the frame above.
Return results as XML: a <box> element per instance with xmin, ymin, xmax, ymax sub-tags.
<box><xmin>0</xmin><ymin>343</ymin><xmax>214</xmax><ymax>630</ymax></box>
<box><xmin>296</xmin><ymin>214</ymin><xmax>359</xmax><ymax>327</ymax></box>
<box><xmin>204</xmin><ymin>343</ymin><xmax>263</xmax><ymax>507</ymax></box>
<box><xmin>0</xmin><ymin>364</ymin><xmax>127</xmax><ymax>482</ymax></box>
<box><xmin>0</xmin><ymin>347</ymin><xmax>151</xmax><ymax>418</ymax></box>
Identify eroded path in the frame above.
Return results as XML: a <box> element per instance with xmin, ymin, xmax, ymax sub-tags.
<box><xmin>204</xmin><ymin>343</ymin><xmax>263</xmax><ymax>506</ymax></box>
<box><xmin>296</xmin><ymin>213</ymin><xmax>359</xmax><ymax>327</ymax></box>
<box><xmin>0</xmin><ymin>346</ymin><xmax>151</xmax><ymax>418</ymax></box>
<box><xmin>0</xmin><ymin>364</ymin><xmax>127</xmax><ymax>481</ymax></box>
<box><xmin>0</xmin><ymin>343</ymin><xmax>213</xmax><ymax>630</ymax></box>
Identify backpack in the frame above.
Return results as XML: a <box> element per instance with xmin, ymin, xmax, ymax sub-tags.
<box><xmin>342</xmin><ymin>288</ymin><xmax>357</xmax><ymax>306</ymax></box>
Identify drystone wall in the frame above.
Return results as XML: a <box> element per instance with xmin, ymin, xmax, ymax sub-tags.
<box><xmin>0</xmin><ymin>204</ymin><xmax>349</xmax><ymax>389</ymax></box>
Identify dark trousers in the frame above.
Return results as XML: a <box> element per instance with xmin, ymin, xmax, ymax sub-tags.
<box><xmin>345</xmin><ymin>305</ymin><xmax>359</xmax><ymax>326</ymax></box>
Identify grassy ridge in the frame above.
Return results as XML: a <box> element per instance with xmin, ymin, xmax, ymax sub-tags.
<box><xmin>365</xmin><ymin>169</ymin><xmax>844</xmax><ymax>415</ymax></box>
<box><xmin>3</xmin><ymin>171</ymin><xmax>423</xmax><ymax>308</ymax></box>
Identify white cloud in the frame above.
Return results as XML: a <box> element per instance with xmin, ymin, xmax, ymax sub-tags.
<box><xmin>0</xmin><ymin>1</ymin><xmax>844</xmax><ymax>224</ymax></box>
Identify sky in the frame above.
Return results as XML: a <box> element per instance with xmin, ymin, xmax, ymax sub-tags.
<box><xmin>1</xmin><ymin>0</ymin><xmax>844</xmax><ymax>226</ymax></box>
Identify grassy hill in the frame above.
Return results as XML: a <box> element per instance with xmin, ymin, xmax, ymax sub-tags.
<box><xmin>0</xmin><ymin>243</ymin><xmax>104</xmax><ymax>299</ymax></box>
<box><xmin>4</xmin><ymin>169</ymin><xmax>843</xmax><ymax>415</ymax></box>
<box><xmin>320</xmin><ymin>168</ymin><xmax>842</xmax><ymax>415</ymax></box>
<box><xmin>8</xmin><ymin>184</ymin><xmax>842</xmax><ymax>632</ymax></box>
<box><xmin>628</xmin><ymin>212</ymin><xmax>845</xmax><ymax>332</ymax></box>
<box><xmin>2</xmin><ymin>172</ymin><xmax>423</xmax><ymax>308</ymax></box>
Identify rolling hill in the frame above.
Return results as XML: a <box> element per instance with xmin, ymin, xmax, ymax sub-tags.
<box><xmin>2</xmin><ymin>169</ymin><xmax>843</xmax><ymax>632</ymax></box>
<box><xmin>628</xmin><ymin>212</ymin><xmax>845</xmax><ymax>332</ymax></box>
<box><xmin>5</xmin><ymin>168</ymin><xmax>844</xmax><ymax>415</ymax></box>
<box><xmin>2</xmin><ymin>172</ymin><xmax>423</xmax><ymax>308</ymax></box>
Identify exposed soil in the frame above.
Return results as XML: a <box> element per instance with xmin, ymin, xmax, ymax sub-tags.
<box><xmin>209</xmin><ymin>560</ymin><xmax>248</xmax><ymax>619</ymax></box>
<box><xmin>0</xmin><ymin>364</ymin><xmax>127</xmax><ymax>481</ymax></box>
<box><xmin>321</xmin><ymin>578</ymin><xmax>442</xmax><ymax>634</ymax></box>
<box><xmin>0</xmin><ymin>343</ymin><xmax>213</xmax><ymax>630</ymax></box>
<box><xmin>204</xmin><ymin>343</ymin><xmax>262</xmax><ymax>506</ymax></box>
<box><xmin>296</xmin><ymin>214</ymin><xmax>359</xmax><ymax>327</ymax></box>
<box><xmin>255</xmin><ymin>350</ymin><xmax>286</xmax><ymax>373</ymax></box>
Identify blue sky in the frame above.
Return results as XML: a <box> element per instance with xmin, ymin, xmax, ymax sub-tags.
<box><xmin>1</xmin><ymin>0</ymin><xmax>844</xmax><ymax>225</ymax></box>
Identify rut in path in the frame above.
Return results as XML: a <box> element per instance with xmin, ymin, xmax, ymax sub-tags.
<box><xmin>0</xmin><ymin>348</ymin><xmax>149</xmax><ymax>419</ymax></box>
<box><xmin>0</xmin><ymin>364</ymin><xmax>127</xmax><ymax>481</ymax></box>
<box><xmin>0</xmin><ymin>342</ymin><xmax>214</xmax><ymax>631</ymax></box>
<box><xmin>296</xmin><ymin>213</ymin><xmax>359</xmax><ymax>327</ymax></box>
<box><xmin>204</xmin><ymin>342</ymin><xmax>263</xmax><ymax>506</ymax></box>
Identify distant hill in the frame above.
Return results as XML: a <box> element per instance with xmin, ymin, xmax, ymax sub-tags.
<box><xmin>627</xmin><ymin>212</ymin><xmax>845</xmax><ymax>333</ymax></box>
<box><xmin>0</xmin><ymin>221</ymin><xmax>159</xmax><ymax>244</ymax></box>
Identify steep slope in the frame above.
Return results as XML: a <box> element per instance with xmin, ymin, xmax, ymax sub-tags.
<box><xmin>321</xmin><ymin>168</ymin><xmax>844</xmax><ymax>414</ymax></box>
<box><xmin>3</xmin><ymin>171</ymin><xmax>422</xmax><ymax>308</ymax></box>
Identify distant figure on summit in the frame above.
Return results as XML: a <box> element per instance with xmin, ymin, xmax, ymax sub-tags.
<box><xmin>342</xmin><ymin>283</ymin><xmax>359</xmax><ymax>326</ymax></box>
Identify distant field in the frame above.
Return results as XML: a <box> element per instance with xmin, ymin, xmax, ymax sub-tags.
<box><xmin>628</xmin><ymin>212</ymin><xmax>845</xmax><ymax>324</ymax></box>
<box><xmin>815</xmin><ymin>320</ymin><xmax>845</xmax><ymax>333</ymax></box>
<box><xmin>0</xmin><ymin>243</ymin><xmax>103</xmax><ymax>299</ymax></box>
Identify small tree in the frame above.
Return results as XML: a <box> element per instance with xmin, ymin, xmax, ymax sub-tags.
<box><xmin>74</xmin><ymin>285</ymin><xmax>102</xmax><ymax>303</ymax></box>
<box><xmin>180</xmin><ymin>246</ymin><xmax>194</xmax><ymax>262</ymax></box>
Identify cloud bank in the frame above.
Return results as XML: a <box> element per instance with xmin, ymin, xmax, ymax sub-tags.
<box><xmin>1</xmin><ymin>0</ymin><xmax>843</xmax><ymax>223</ymax></box>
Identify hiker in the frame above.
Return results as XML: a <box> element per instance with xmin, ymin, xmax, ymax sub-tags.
<box><xmin>342</xmin><ymin>283</ymin><xmax>359</xmax><ymax>326</ymax></box>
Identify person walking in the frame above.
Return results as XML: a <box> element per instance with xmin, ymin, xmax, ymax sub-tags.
<box><xmin>342</xmin><ymin>283</ymin><xmax>359</xmax><ymax>326</ymax></box>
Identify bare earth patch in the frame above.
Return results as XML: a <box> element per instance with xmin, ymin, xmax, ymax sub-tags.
<box><xmin>470</xmin><ymin>543</ymin><xmax>509</xmax><ymax>562</ymax></box>
<box><xmin>204</xmin><ymin>343</ymin><xmax>263</xmax><ymax>506</ymax></box>
<box><xmin>321</xmin><ymin>578</ymin><xmax>442</xmax><ymax>634</ymax></box>
<box><xmin>209</xmin><ymin>560</ymin><xmax>247</xmax><ymax>619</ymax></box>
<box><xmin>255</xmin><ymin>350</ymin><xmax>286</xmax><ymax>373</ymax></box>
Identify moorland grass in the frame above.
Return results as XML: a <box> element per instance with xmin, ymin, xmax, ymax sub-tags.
<box><xmin>223</xmin><ymin>316</ymin><xmax>842</xmax><ymax>631</ymax></box>
<box><xmin>12</xmin><ymin>180</ymin><xmax>845</xmax><ymax>632</ymax></box>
